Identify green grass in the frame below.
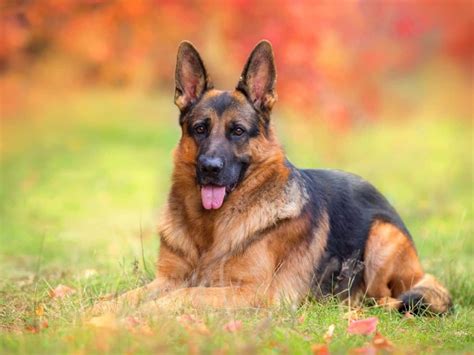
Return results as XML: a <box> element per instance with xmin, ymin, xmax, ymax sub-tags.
<box><xmin>1</xmin><ymin>90</ymin><xmax>472</xmax><ymax>353</ymax></box>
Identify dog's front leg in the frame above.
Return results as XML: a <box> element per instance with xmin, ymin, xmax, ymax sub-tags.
<box><xmin>136</xmin><ymin>286</ymin><xmax>272</xmax><ymax>314</ymax></box>
<box><xmin>88</xmin><ymin>278</ymin><xmax>173</xmax><ymax>315</ymax></box>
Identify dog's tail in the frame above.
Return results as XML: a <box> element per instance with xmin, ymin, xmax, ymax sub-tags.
<box><xmin>398</xmin><ymin>274</ymin><xmax>452</xmax><ymax>315</ymax></box>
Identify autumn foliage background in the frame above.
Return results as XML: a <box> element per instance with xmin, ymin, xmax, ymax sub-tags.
<box><xmin>1</xmin><ymin>0</ymin><xmax>472</xmax><ymax>126</ymax></box>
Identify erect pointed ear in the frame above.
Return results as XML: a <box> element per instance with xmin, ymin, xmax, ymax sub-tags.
<box><xmin>174</xmin><ymin>41</ymin><xmax>213</xmax><ymax>111</ymax></box>
<box><xmin>236</xmin><ymin>40</ymin><xmax>277</xmax><ymax>112</ymax></box>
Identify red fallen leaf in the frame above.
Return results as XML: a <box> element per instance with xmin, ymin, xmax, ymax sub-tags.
<box><xmin>176</xmin><ymin>314</ymin><xmax>210</xmax><ymax>336</ymax></box>
<box><xmin>311</xmin><ymin>343</ymin><xmax>329</xmax><ymax>355</ymax></box>
<box><xmin>40</xmin><ymin>320</ymin><xmax>49</xmax><ymax>329</ymax></box>
<box><xmin>223</xmin><ymin>319</ymin><xmax>242</xmax><ymax>333</ymax></box>
<box><xmin>176</xmin><ymin>314</ymin><xmax>196</xmax><ymax>324</ymax></box>
<box><xmin>25</xmin><ymin>319</ymin><xmax>49</xmax><ymax>334</ymax></box>
<box><xmin>324</xmin><ymin>324</ymin><xmax>335</xmax><ymax>343</ymax></box>
<box><xmin>25</xmin><ymin>326</ymin><xmax>39</xmax><ymax>334</ymax></box>
<box><xmin>49</xmin><ymin>284</ymin><xmax>76</xmax><ymax>298</ymax></box>
<box><xmin>347</xmin><ymin>317</ymin><xmax>378</xmax><ymax>335</ymax></box>
<box><xmin>372</xmin><ymin>331</ymin><xmax>394</xmax><ymax>351</ymax></box>
<box><xmin>350</xmin><ymin>345</ymin><xmax>376</xmax><ymax>355</ymax></box>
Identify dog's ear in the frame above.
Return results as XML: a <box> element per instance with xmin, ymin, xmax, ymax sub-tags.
<box><xmin>237</xmin><ymin>40</ymin><xmax>277</xmax><ymax>112</ymax></box>
<box><xmin>174</xmin><ymin>41</ymin><xmax>213</xmax><ymax>111</ymax></box>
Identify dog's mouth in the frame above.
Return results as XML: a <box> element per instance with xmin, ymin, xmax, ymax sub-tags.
<box><xmin>200</xmin><ymin>183</ymin><xmax>237</xmax><ymax>210</ymax></box>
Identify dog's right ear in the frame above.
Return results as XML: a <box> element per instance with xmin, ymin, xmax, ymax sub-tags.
<box><xmin>174</xmin><ymin>41</ymin><xmax>213</xmax><ymax>111</ymax></box>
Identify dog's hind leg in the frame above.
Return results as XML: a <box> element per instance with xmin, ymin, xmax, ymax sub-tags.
<box><xmin>364</xmin><ymin>220</ymin><xmax>451</xmax><ymax>314</ymax></box>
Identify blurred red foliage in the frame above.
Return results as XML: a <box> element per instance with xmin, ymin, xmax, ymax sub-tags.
<box><xmin>1</xmin><ymin>0</ymin><xmax>472</xmax><ymax>124</ymax></box>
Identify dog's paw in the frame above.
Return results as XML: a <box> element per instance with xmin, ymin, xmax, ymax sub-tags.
<box><xmin>86</xmin><ymin>299</ymin><xmax>121</xmax><ymax>316</ymax></box>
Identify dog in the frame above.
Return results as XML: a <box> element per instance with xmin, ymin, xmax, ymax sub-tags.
<box><xmin>91</xmin><ymin>40</ymin><xmax>452</xmax><ymax>316</ymax></box>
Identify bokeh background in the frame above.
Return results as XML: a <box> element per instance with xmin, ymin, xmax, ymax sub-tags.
<box><xmin>1</xmin><ymin>0</ymin><xmax>472</xmax><ymax>125</ymax></box>
<box><xmin>1</xmin><ymin>0</ymin><xmax>473</xmax><ymax>315</ymax></box>
<box><xmin>0</xmin><ymin>1</ymin><xmax>473</xmax><ymax>351</ymax></box>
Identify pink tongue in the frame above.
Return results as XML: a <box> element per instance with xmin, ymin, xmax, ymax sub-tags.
<box><xmin>201</xmin><ymin>185</ymin><xmax>226</xmax><ymax>210</ymax></box>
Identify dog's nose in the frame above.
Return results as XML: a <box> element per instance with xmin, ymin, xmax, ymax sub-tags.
<box><xmin>198</xmin><ymin>156</ymin><xmax>224</xmax><ymax>176</ymax></box>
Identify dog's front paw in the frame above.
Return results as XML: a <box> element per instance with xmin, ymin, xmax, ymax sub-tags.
<box><xmin>87</xmin><ymin>299</ymin><xmax>121</xmax><ymax>316</ymax></box>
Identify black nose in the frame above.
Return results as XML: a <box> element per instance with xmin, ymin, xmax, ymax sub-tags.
<box><xmin>198</xmin><ymin>155</ymin><xmax>224</xmax><ymax>176</ymax></box>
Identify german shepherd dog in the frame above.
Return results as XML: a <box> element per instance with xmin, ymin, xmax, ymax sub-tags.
<box><xmin>92</xmin><ymin>40</ymin><xmax>451</xmax><ymax>316</ymax></box>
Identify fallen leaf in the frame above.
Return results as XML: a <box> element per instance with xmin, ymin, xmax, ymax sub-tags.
<box><xmin>223</xmin><ymin>319</ymin><xmax>242</xmax><ymax>333</ymax></box>
<box><xmin>176</xmin><ymin>314</ymin><xmax>197</xmax><ymax>324</ymax></box>
<box><xmin>35</xmin><ymin>304</ymin><xmax>45</xmax><ymax>316</ymax></box>
<box><xmin>343</xmin><ymin>307</ymin><xmax>364</xmax><ymax>321</ymax></box>
<box><xmin>297</xmin><ymin>315</ymin><xmax>305</xmax><ymax>324</ymax></box>
<box><xmin>323</xmin><ymin>324</ymin><xmax>335</xmax><ymax>343</ymax></box>
<box><xmin>347</xmin><ymin>317</ymin><xmax>378</xmax><ymax>335</ymax></box>
<box><xmin>176</xmin><ymin>314</ymin><xmax>210</xmax><ymax>336</ymax></box>
<box><xmin>40</xmin><ymin>320</ymin><xmax>49</xmax><ymax>329</ymax></box>
<box><xmin>311</xmin><ymin>343</ymin><xmax>329</xmax><ymax>355</ymax></box>
<box><xmin>49</xmin><ymin>284</ymin><xmax>76</xmax><ymax>299</ymax></box>
<box><xmin>372</xmin><ymin>331</ymin><xmax>394</xmax><ymax>351</ymax></box>
<box><xmin>25</xmin><ymin>325</ymin><xmax>39</xmax><ymax>334</ymax></box>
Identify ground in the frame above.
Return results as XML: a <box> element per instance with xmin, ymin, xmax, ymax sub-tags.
<box><xmin>1</xmin><ymin>91</ymin><xmax>472</xmax><ymax>353</ymax></box>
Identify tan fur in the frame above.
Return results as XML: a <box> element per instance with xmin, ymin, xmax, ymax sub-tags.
<box><xmin>364</xmin><ymin>221</ymin><xmax>451</xmax><ymax>314</ymax></box>
<box><xmin>153</xmin><ymin>121</ymin><xmax>318</xmax><ymax>307</ymax></box>
<box><xmin>364</xmin><ymin>221</ymin><xmax>424</xmax><ymax>299</ymax></box>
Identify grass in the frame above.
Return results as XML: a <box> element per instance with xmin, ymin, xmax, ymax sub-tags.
<box><xmin>0</xmin><ymin>90</ymin><xmax>472</xmax><ymax>353</ymax></box>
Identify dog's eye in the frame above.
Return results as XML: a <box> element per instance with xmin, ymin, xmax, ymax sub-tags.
<box><xmin>194</xmin><ymin>124</ymin><xmax>207</xmax><ymax>135</ymax></box>
<box><xmin>233</xmin><ymin>127</ymin><xmax>245</xmax><ymax>136</ymax></box>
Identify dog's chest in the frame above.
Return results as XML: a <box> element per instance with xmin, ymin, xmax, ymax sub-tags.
<box><xmin>186</xmin><ymin>234</ymin><xmax>275</xmax><ymax>288</ymax></box>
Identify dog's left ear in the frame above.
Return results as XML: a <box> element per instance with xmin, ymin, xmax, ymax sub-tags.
<box><xmin>237</xmin><ymin>40</ymin><xmax>277</xmax><ymax>112</ymax></box>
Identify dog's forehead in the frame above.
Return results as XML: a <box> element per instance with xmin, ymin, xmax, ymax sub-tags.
<box><xmin>199</xmin><ymin>90</ymin><xmax>253</xmax><ymax>117</ymax></box>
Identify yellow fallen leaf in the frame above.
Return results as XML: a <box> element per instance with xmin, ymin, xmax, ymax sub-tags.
<box><xmin>343</xmin><ymin>307</ymin><xmax>364</xmax><ymax>321</ymax></box>
<box><xmin>35</xmin><ymin>304</ymin><xmax>45</xmax><ymax>316</ymax></box>
<box><xmin>324</xmin><ymin>324</ymin><xmax>335</xmax><ymax>343</ymax></box>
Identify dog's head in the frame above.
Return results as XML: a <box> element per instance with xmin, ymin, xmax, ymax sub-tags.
<box><xmin>173</xmin><ymin>40</ymin><xmax>278</xmax><ymax>210</ymax></box>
